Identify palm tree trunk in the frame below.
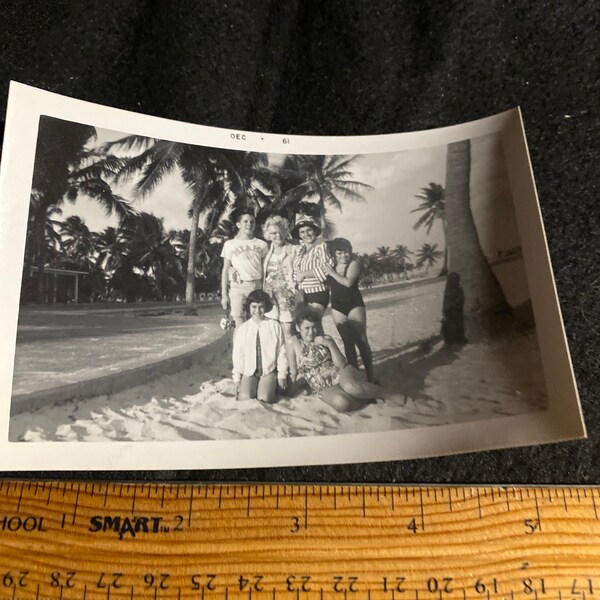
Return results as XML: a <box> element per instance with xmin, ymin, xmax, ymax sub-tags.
<box><xmin>35</xmin><ymin>207</ymin><xmax>47</xmax><ymax>303</ymax></box>
<box><xmin>440</xmin><ymin>219</ymin><xmax>448</xmax><ymax>276</ymax></box>
<box><xmin>22</xmin><ymin>226</ymin><xmax>36</xmax><ymax>303</ymax></box>
<box><xmin>444</xmin><ymin>140</ymin><xmax>509</xmax><ymax>337</ymax></box>
<box><xmin>184</xmin><ymin>202</ymin><xmax>200</xmax><ymax>315</ymax></box>
<box><xmin>318</xmin><ymin>198</ymin><xmax>326</xmax><ymax>232</ymax></box>
<box><xmin>153</xmin><ymin>265</ymin><xmax>164</xmax><ymax>301</ymax></box>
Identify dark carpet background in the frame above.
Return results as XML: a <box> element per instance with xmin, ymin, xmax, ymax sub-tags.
<box><xmin>0</xmin><ymin>0</ymin><xmax>598</xmax><ymax>484</ymax></box>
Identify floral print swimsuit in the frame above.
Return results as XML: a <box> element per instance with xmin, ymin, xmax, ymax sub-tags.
<box><xmin>265</xmin><ymin>253</ymin><xmax>296</xmax><ymax>312</ymax></box>
<box><xmin>296</xmin><ymin>340</ymin><xmax>340</xmax><ymax>393</ymax></box>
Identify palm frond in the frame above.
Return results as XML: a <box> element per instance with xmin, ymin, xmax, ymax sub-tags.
<box><xmin>135</xmin><ymin>142</ymin><xmax>184</xmax><ymax>197</ymax></box>
<box><xmin>72</xmin><ymin>155</ymin><xmax>129</xmax><ymax>182</ymax></box>
<box><xmin>72</xmin><ymin>179</ymin><xmax>139</xmax><ymax>222</ymax></box>
<box><xmin>102</xmin><ymin>135</ymin><xmax>158</xmax><ymax>154</ymax></box>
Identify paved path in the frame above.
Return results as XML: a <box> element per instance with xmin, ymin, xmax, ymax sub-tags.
<box><xmin>10</xmin><ymin>276</ymin><xmax>442</xmax><ymax>409</ymax></box>
<box><xmin>12</xmin><ymin>303</ymin><xmax>225</xmax><ymax>398</ymax></box>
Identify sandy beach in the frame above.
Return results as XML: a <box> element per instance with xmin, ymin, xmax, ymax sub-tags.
<box><xmin>10</xmin><ymin>280</ymin><xmax>547</xmax><ymax>442</ymax></box>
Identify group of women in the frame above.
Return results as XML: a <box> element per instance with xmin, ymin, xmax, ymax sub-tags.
<box><xmin>220</xmin><ymin>208</ymin><xmax>380</xmax><ymax>412</ymax></box>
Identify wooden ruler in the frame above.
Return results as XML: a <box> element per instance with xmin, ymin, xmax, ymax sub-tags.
<box><xmin>0</xmin><ymin>482</ymin><xmax>598</xmax><ymax>600</ymax></box>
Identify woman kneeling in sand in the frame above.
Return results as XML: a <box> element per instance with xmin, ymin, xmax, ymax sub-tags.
<box><xmin>232</xmin><ymin>290</ymin><xmax>288</xmax><ymax>403</ymax></box>
<box><xmin>288</xmin><ymin>309</ymin><xmax>382</xmax><ymax>412</ymax></box>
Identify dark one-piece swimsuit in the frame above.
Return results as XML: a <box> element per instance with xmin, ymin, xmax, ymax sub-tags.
<box><xmin>329</xmin><ymin>265</ymin><xmax>365</xmax><ymax>316</ymax></box>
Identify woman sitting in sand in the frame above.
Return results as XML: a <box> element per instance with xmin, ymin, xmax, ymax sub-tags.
<box><xmin>232</xmin><ymin>290</ymin><xmax>288</xmax><ymax>403</ymax></box>
<box><xmin>288</xmin><ymin>308</ymin><xmax>382</xmax><ymax>412</ymax></box>
<box><xmin>322</xmin><ymin>237</ymin><xmax>375</xmax><ymax>382</ymax></box>
<box><xmin>262</xmin><ymin>215</ymin><xmax>297</xmax><ymax>341</ymax></box>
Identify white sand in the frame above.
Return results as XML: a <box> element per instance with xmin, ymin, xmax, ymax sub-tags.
<box><xmin>10</xmin><ymin>282</ymin><xmax>547</xmax><ymax>442</ymax></box>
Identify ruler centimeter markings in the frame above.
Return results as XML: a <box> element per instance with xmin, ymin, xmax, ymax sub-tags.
<box><xmin>1</xmin><ymin>483</ymin><xmax>599</xmax><ymax>600</ymax></box>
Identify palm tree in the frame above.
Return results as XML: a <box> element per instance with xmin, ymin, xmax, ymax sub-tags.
<box><xmin>393</xmin><ymin>244</ymin><xmax>414</xmax><ymax>280</ymax></box>
<box><xmin>94</xmin><ymin>226</ymin><xmax>126</xmax><ymax>274</ymax></box>
<box><xmin>359</xmin><ymin>253</ymin><xmax>381</xmax><ymax>288</ymax></box>
<box><xmin>111</xmin><ymin>137</ymin><xmax>264</xmax><ymax>313</ymax></box>
<box><xmin>116</xmin><ymin>212</ymin><xmax>184</xmax><ymax>301</ymax></box>
<box><xmin>443</xmin><ymin>140</ymin><xmax>508</xmax><ymax>328</ymax></box>
<box><xmin>28</xmin><ymin>116</ymin><xmax>136</xmax><ymax>303</ymax></box>
<box><xmin>412</xmin><ymin>182</ymin><xmax>447</xmax><ymax>274</ymax></box>
<box><xmin>24</xmin><ymin>202</ymin><xmax>62</xmax><ymax>267</ymax></box>
<box><xmin>375</xmin><ymin>245</ymin><xmax>394</xmax><ymax>280</ymax></box>
<box><xmin>416</xmin><ymin>243</ymin><xmax>443</xmax><ymax>272</ymax></box>
<box><xmin>265</xmin><ymin>155</ymin><xmax>372</xmax><ymax>236</ymax></box>
<box><xmin>60</xmin><ymin>216</ymin><xmax>95</xmax><ymax>268</ymax></box>
<box><xmin>170</xmin><ymin>227</ymin><xmax>222</xmax><ymax>298</ymax></box>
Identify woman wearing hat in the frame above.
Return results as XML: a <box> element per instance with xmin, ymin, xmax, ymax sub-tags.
<box><xmin>292</xmin><ymin>212</ymin><xmax>334</xmax><ymax>318</ymax></box>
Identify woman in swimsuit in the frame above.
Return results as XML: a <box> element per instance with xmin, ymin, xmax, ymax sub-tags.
<box><xmin>262</xmin><ymin>215</ymin><xmax>297</xmax><ymax>341</ymax></box>
<box><xmin>322</xmin><ymin>238</ymin><xmax>375</xmax><ymax>382</ymax></box>
<box><xmin>288</xmin><ymin>308</ymin><xmax>381</xmax><ymax>412</ymax></box>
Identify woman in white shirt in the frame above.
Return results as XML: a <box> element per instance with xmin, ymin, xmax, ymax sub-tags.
<box><xmin>232</xmin><ymin>289</ymin><xmax>288</xmax><ymax>403</ymax></box>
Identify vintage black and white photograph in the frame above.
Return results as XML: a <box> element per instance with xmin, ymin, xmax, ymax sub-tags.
<box><xmin>0</xmin><ymin>84</ymin><xmax>584</xmax><ymax>469</ymax></box>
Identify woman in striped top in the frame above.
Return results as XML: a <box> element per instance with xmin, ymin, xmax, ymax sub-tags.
<box><xmin>292</xmin><ymin>213</ymin><xmax>334</xmax><ymax>317</ymax></box>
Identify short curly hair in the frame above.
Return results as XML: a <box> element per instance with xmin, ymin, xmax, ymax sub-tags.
<box><xmin>295</xmin><ymin>307</ymin><xmax>322</xmax><ymax>327</ymax></box>
<box><xmin>329</xmin><ymin>237</ymin><xmax>353</xmax><ymax>254</ymax></box>
<box><xmin>262</xmin><ymin>215</ymin><xmax>291</xmax><ymax>241</ymax></box>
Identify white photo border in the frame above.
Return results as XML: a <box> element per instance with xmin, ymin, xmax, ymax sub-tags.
<box><xmin>0</xmin><ymin>82</ymin><xmax>585</xmax><ymax>471</ymax></box>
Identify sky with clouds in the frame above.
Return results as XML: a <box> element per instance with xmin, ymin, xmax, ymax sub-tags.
<box><xmin>60</xmin><ymin>127</ymin><xmax>447</xmax><ymax>256</ymax></box>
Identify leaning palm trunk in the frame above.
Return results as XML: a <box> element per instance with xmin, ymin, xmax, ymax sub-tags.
<box><xmin>440</xmin><ymin>219</ymin><xmax>448</xmax><ymax>276</ymax></box>
<box><xmin>184</xmin><ymin>202</ymin><xmax>201</xmax><ymax>315</ymax></box>
<box><xmin>444</xmin><ymin>140</ymin><xmax>509</xmax><ymax>338</ymax></box>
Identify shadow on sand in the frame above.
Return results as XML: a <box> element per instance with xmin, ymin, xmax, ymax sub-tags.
<box><xmin>373</xmin><ymin>335</ymin><xmax>459</xmax><ymax>405</ymax></box>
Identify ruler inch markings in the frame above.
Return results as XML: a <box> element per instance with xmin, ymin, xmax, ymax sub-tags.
<box><xmin>189</xmin><ymin>484</ymin><xmax>195</xmax><ymax>526</ymax></box>
<box><xmin>533</xmin><ymin>488</ymin><xmax>543</xmax><ymax>531</ymax></box>
<box><xmin>2</xmin><ymin>482</ymin><xmax>600</xmax><ymax>599</ymax></box>
<box><xmin>71</xmin><ymin>482</ymin><xmax>81</xmax><ymax>525</ymax></box>
<box><xmin>16</xmin><ymin>482</ymin><xmax>24</xmax><ymax>513</ymax></box>
<box><xmin>304</xmin><ymin>486</ymin><xmax>309</xmax><ymax>529</ymax></box>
